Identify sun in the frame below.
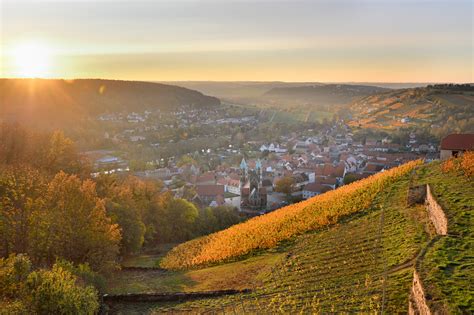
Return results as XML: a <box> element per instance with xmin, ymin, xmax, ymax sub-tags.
<box><xmin>12</xmin><ymin>41</ymin><xmax>52</xmax><ymax>78</ymax></box>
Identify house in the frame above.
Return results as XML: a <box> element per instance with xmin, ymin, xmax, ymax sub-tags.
<box><xmin>363</xmin><ymin>162</ymin><xmax>385</xmax><ymax>174</ymax></box>
<box><xmin>195</xmin><ymin>172</ymin><xmax>216</xmax><ymax>185</ymax></box>
<box><xmin>302</xmin><ymin>183</ymin><xmax>332</xmax><ymax>199</ymax></box>
<box><xmin>217</xmin><ymin>177</ymin><xmax>241</xmax><ymax>195</ymax></box>
<box><xmin>440</xmin><ymin>134</ymin><xmax>474</xmax><ymax>160</ymax></box>
<box><xmin>319</xmin><ymin>177</ymin><xmax>337</xmax><ymax>189</ymax></box>
<box><xmin>195</xmin><ymin>184</ymin><xmax>225</xmax><ymax>206</ymax></box>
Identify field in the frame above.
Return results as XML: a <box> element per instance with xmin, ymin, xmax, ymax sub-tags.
<box><xmin>106</xmin><ymin>158</ymin><xmax>473</xmax><ymax>314</ymax></box>
<box><xmin>106</xmin><ymin>253</ymin><xmax>282</xmax><ymax>295</ymax></box>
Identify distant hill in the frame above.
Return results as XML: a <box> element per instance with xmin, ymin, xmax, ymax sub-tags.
<box><xmin>160</xmin><ymin>81</ymin><xmax>322</xmax><ymax>100</ymax></box>
<box><xmin>348</xmin><ymin>84</ymin><xmax>474</xmax><ymax>136</ymax></box>
<box><xmin>263</xmin><ymin>84</ymin><xmax>389</xmax><ymax>109</ymax></box>
<box><xmin>166</xmin><ymin>81</ymin><xmax>391</xmax><ymax>115</ymax></box>
<box><xmin>0</xmin><ymin>79</ymin><xmax>220</xmax><ymax>128</ymax></box>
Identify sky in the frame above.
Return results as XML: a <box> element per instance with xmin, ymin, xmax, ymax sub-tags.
<box><xmin>1</xmin><ymin>0</ymin><xmax>472</xmax><ymax>82</ymax></box>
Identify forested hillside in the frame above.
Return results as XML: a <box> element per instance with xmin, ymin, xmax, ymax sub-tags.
<box><xmin>0</xmin><ymin>79</ymin><xmax>220</xmax><ymax>129</ymax></box>
<box><xmin>0</xmin><ymin>123</ymin><xmax>239</xmax><ymax>313</ymax></box>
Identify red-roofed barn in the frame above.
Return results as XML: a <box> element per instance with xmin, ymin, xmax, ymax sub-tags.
<box><xmin>440</xmin><ymin>134</ymin><xmax>474</xmax><ymax>160</ymax></box>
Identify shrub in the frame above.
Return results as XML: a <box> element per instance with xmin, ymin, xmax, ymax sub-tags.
<box><xmin>0</xmin><ymin>254</ymin><xmax>100</xmax><ymax>315</ymax></box>
<box><xmin>460</xmin><ymin>151</ymin><xmax>474</xmax><ymax>177</ymax></box>
<box><xmin>442</xmin><ymin>151</ymin><xmax>474</xmax><ymax>177</ymax></box>
<box><xmin>26</xmin><ymin>264</ymin><xmax>99</xmax><ymax>315</ymax></box>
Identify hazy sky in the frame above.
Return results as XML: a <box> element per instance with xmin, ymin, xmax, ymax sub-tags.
<box><xmin>1</xmin><ymin>0</ymin><xmax>472</xmax><ymax>82</ymax></box>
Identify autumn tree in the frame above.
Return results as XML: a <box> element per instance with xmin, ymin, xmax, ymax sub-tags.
<box><xmin>275</xmin><ymin>176</ymin><xmax>295</xmax><ymax>198</ymax></box>
<box><xmin>195</xmin><ymin>206</ymin><xmax>241</xmax><ymax>235</ymax></box>
<box><xmin>0</xmin><ymin>166</ymin><xmax>46</xmax><ymax>257</ymax></box>
<box><xmin>95</xmin><ymin>175</ymin><xmax>163</xmax><ymax>253</ymax></box>
<box><xmin>30</xmin><ymin>172</ymin><xmax>121</xmax><ymax>272</ymax></box>
<box><xmin>148</xmin><ymin>193</ymin><xmax>199</xmax><ymax>243</ymax></box>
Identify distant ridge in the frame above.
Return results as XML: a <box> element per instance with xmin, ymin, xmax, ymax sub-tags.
<box><xmin>263</xmin><ymin>84</ymin><xmax>389</xmax><ymax>107</ymax></box>
<box><xmin>0</xmin><ymin>78</ymin><xmax>220</xmax><ymax>128</ymax></box>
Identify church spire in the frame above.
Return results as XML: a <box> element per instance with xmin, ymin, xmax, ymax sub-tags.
<box><xmin>240</xmin><ymin>158</ymin><xmax>248</xmax><ymax>170</ymax></box>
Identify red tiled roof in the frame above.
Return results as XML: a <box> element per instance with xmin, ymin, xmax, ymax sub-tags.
<box><xmin>196</xmin><ymin>184</ymin><xmax>224</xmax><ymax>197</ymax></box>
<box><xmin>196</xmin><ymin>172</ymin><xmax>216</xmax><ymax>183</ymax></box>
<box><xmin>440</xmin><ymin>134</ymin><xmax>474</xmax><ymax>150</ymax></box>
<box><xmin>303</xmin><ymin>183</ymin><xmax>332</xmax><ymax>193</ymax></box>
<box><xmin>315</xmin><ymin>163</ymin><xmax>345</xmax><ymax>178</ymax></box>
<box><xmin>320</xmin><ymin>177</ymin><xmax>337</xmax><ymax>185</ymax></box>
<box><xmin>365</xmin><ymin>163</ymin><xmax>384</xmax><ymax>172</ymax></box>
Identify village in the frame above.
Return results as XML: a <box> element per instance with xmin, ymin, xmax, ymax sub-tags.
<box><xmin>86</xmin><ymin>105</ymin><xmax>445</xmax><ymax>216</ymax></box>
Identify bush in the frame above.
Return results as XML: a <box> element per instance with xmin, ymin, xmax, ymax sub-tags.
<box><xmin>26</xmin><ymin>264</ymin><xmax>99</xmax><ymax>315</ymax></box>
<box><xmin>442</xmin><ymin>151</ymin><xmax>474</xmax><ymax>177</ymax></box>
<box><xmin>0</xmin><ymin>254</ymin><xmax>100</xmax><ymax>315</ymax></box>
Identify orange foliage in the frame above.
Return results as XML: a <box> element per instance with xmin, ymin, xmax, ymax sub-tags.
<box><xmin>461</xmin><ymin>151</ymin><xmax>474</xmax><ymax>177</ymax></box>
<box><xmin>161</xmin><ymin>160</ymin><xmax>422</xmax><ymax>270</ymax></box>
<box><xmin>442</xmin><ymin>151</ymin><xmax>474</xmax><ymax>177</ymax></box>
<box><xmin>441</xmin><ymin>158</ymin><xmax>458</xmax><ymax>173</ymax></box>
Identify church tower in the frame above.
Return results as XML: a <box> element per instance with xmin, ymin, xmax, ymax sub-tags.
<box><xmin>255</xmin><ymin>158</ymin><xmax>262</xmax><ymax>183</ymax></box>
<box><xmin>240</xmin><ymin>158</ymin><xmax>248</xmax><ymax>187</ymax></box>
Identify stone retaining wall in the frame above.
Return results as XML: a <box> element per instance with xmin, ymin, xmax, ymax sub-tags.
<box><xmin>425</xmin><ymin>185</ymin><xmax>448</xmax><ymax>235</ymax></box>
<box><xmin>408</xmin><ymin>183</ymin><xmax>449</xmax><ymax>314</ymax></box>
<box><xmin>409</xmin><ymin>270</ymin><xmax>432</xmax><ymax>315</ymax></box>
<box><xmin>103</xmin><ymin>289</ymin><xmax>251</xmax><ymax>303</ymax></box>
<box><xmin>120</xmin><ymin>266</ymin><xmax>167</xmax><ymax>272</ymax></box>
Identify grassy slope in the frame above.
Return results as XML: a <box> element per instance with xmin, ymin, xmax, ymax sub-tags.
<box><xmin>412</xmin><ymin>162</ymin><xmax>474</xmax><ymax>314</ymax></box>
<box><xmin>107</xmin><ymin>161</ymin><xmax>473</xmax><ymax>314</ymax></box>
<box><xmin>106</xmin><ymin>253</ymin><xmax>283</xmax><ymax>295</ymax></box>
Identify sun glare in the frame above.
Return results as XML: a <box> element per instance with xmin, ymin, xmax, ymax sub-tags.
<box><xmin>12</xmin><ymin>42</ymin><xmax>52</xmax><ymax>78</ymax></box>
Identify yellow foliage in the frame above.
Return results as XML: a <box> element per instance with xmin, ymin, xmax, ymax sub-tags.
<box><xmin>161</xmin><ymin>160</ymin><xmax>422</xmax><ymax>269</ymax></box>
<box><xmin>443</xmin><ymin>151</ymin><xmax>474</xmax><ymax>177</ymax></box>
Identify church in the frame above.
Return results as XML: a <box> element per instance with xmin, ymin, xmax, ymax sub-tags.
<box><xmin>240</xmin><ymin>158</ymin><xmax>267</xmax><ymax>211</ymax></box>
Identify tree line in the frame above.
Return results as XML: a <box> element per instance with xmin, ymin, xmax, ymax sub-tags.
<box><xmin>0</xmin><ymin>123</ymin><xmax>241</xmax><ymax>313</ymax></box>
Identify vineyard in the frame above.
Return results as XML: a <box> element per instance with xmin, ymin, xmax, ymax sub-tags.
<box><xmin>411</xmin><ymin>154</ymin><xmax>474</xmax><ymax>314</ymax></box>
<box><xmin>107</xmin><ymin>157</ymin><xmax>473</xmax><ymax>314</ymax></box>
<box><xmin>161</xmin><ymin>160</ymin><xmax>422</xmax><ymax>269</ymax></box>
<box><xmin>109</xmin><ymin>171</ymin><xmax>430</xmax><ymax>314</ymax></box>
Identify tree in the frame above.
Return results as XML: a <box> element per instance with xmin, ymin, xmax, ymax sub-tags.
<box><xmin>149</xmin><ymin>194</ymin><xmax>199</xmax><ymax>243</ymax></box>
<box><xmin>177</xmin><ymin>155</ymin><xmax>197</xmax><ymax>167</ymax></box>
<box><xmin>30</xmin><ymin>172</ymin><xmax>121</xmax><ymax>272</ymax></box>
<box><xmin>105</xmin><ymin>201</ymin><xmax>145</xmax><ymax>255</ymax></box>
<box><xmin>165</xmin><ymin>198</ymin><xmax>199</xmax><ymax>242</ymax></box>
<box><xmin>343</xmin><ymin>173</ymin><xmax>359</xmax><ymax>185</ymax></box>
<box><xmin>275</xmin><ymin>176</ymin><xmax>295</xmax><ymax>198</ymax></box>
<box><xmin>0</xmin><ymin>166</ymin><xmax>46</xmax><ymax>257</ymax></box>
<box><xmin>211</xmin><ymin>206</ymin><xmax>241</xmax><ymax>232</ymax></box>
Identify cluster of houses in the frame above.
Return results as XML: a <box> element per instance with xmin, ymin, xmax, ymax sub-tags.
<box><xmin>89</xmin><ymin>106</ymin><xmax>474</xmax><ymax>216</ymax></box>
<box><xmin>127</xmin><ymin>129</ymin><xmax>453</xmax><ymax>215</ymax></box>
<box><xmin>96</xmin><ymin>106</ymin><xmax>256</xmax><ymax>146</ymax></box>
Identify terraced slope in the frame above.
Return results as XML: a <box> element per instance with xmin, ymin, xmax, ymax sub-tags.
<box><xmin>161</xmin><ymin>161</ymin><xmax>421</xmax><ymax>269</ymax></box>
<box><xmin>411</xmin><ymin>160</ymin><xmax>474</xmax><ymax>314</ymax></box>
<box><xmin>107</xmin><ymin>158</ymin><xmax>473</xmax><ymax>314</ymax></box>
